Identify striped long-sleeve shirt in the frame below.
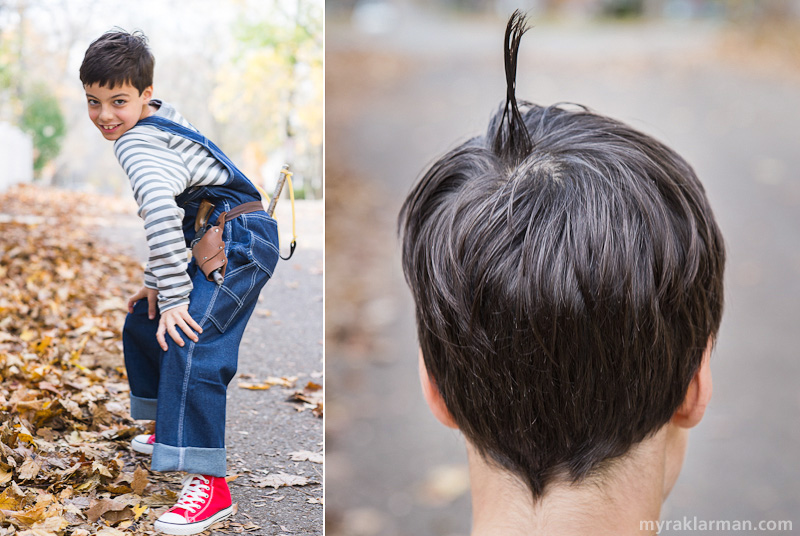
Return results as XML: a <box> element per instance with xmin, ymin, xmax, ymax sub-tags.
<box><xmin>114</xmin><ymin>100</ymin><xmax>230</xmax><ymax>312</ymax></box>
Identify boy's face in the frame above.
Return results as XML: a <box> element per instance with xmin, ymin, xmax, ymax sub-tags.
<box><xmin>84</xmin><ymin>82</ymin><xmax>153</xmax><ymax>141</ymax></box>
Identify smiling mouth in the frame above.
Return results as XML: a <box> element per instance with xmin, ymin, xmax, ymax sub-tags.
<box><xmin>100</xmin><ymin>124</ymin><xmax>121</xmax><ymax>131</ymax></box>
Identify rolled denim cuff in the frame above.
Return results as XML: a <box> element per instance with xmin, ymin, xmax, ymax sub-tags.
<box><xmin>151</xmin><ymin>443</ymin><xmax>227</xmax><ymax>477</ymax></box>
<box><xmin>130</xmin><ymin>394</ymin><xmax>158</xmax><ymax>421</ymax></box>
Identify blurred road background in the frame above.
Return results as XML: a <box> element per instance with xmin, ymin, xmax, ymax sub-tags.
<box><xmin>326</xmin><ymin>1</ymin><xmax>800</xmax><ymax>535</ymax></box>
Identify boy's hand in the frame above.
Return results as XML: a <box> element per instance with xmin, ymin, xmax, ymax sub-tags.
<box><xmin>157</xmin><ymin>305</ymin><xmax>203</xmax><ymax>351</ymax></box>
<box><xmin>128</xmin><ymin>286</ymin><xmax>159</xmax><ymax>319</ymax></box>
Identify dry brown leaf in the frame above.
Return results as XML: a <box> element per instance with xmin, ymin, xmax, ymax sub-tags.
<box><xmin>238</xmin><ymin>382</ymin><xmax>272</xmax><ymax>391</ymax></box>
<box><xmin>287</xmin><ymin>387</ymin><xmax>323</xmax><ymax>417</ymax></box>
<box><xmin>289</xmin><ymin>451</ymin><xmax>323</xmax><ymax>464</ymax></box>
<box><xmin>19</xmin><ymin>529</ymin><xmax>59</xmax><ymax>536</ymax></box>
<box><xmin>103</xmin><ymin>506</ymin><xmax>134</xmax><ymax>525</ymax></box>
<box><xmin>131</xmin><ymin>466</ymin><xmax>149</xmax><ymax>495</ymax></box>
<box><xmin>238</xmin><ymin>375</ymin><xmax>297</xmax><ymax>390</ymax></box>
<box><xmin>85</xmin><ymin>497</ymin><xmax>127</xmax><ymax>523</ymax></box>
<box><xmin>251</xmin><ymin>472</ymin><xmax>310</xmax><ymax>489</ymax></box>
<box><xmin>0</xmin><ymin>485</ymin><xmax>24</xmax><ymax>510</ymax></box>
<box><xmin>10</xmin><ymin>502</ymin><xmax>48</xmax><ymax>526</ymax></box>
<box><xmin>95</xmin><ymin>528</ymin><xmax>127</xmax><ymax>536</ymax></box>
<box><xmin>18</xmin><ymin>458</ymin><xmax>41</xmax><ymax>480</ymax></box>
<box><xmin>31</xmin><ymin>514</ymin><xmax>69</xmax><ymax>532</ymax></box>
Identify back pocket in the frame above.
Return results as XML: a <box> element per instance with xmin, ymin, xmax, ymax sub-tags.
<box><xmin>206</xmin><ymin>215</ymin><xmax>277</xmax><ymax>333</ymax></box>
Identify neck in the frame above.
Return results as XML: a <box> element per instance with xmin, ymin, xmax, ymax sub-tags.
<box><xmin>468</xmin><ymin>427</ymin><xmax>674</xmax><ymax>536</ymax></box>
<box><xmin>141</xmin><ymin>100</ymin><xmax>157</xmax><ymax>120</ymax></box>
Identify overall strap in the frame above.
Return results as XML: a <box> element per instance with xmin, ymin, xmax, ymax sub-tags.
<box><xmin>136</xmin><ymin>115</ymin><xmax>244</xmax><ymax>180</ymax></box>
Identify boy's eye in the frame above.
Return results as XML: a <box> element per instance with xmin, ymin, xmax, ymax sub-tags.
<box><xmin>87</xmin><ymin>99</ymin><xmax>99</xmax><ymax>106</ymax></box>
<box><xmin>114</xmin><ymin>99</ymin><xmax>126</xmax><ymax>105</ymax></box>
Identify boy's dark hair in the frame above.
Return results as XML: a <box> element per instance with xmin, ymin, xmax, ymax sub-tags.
<box><xmin>79</xmin><ymin>29</ymin><xmax>154</xmax><ymax>95</ymax></box>
<box><xmin>399</xmin><ymin>11</ymin><xmax>725</xmax><ymax>499</ymax></box>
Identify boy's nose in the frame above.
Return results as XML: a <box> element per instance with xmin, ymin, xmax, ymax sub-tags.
<box><xmin>98</xmin><ymin>106</ymin><xmax>115</xmax><ymax>122</ymax></box>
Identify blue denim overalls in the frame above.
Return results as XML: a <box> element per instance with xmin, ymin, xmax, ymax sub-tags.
<box><xmin>122</xmin><ymin>115</ymin><xmax>280</xmax><ymax>476</ymax></box>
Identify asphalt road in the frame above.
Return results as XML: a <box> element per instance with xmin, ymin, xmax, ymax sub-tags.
<box><xmin>326</xmin><ymin>11</ymin><xmax>800</xmax><ymax>536</ymax></box>
<box><xmin>97</xmin><ymin>199</ymin><xmax>323</xmax><ymax>536</ymax></box>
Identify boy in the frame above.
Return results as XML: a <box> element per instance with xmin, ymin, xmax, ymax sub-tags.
<box><xmin>80</xmin><ymin>30</ymin><xmax>280</xmax><ymax>534</ymax></box>
<box><xmin>398</xmin><ymin>12</ymin><xmax>725</xmax><ymax>535</ymax></box>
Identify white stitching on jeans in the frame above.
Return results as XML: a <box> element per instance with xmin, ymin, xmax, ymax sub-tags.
<box><xmin>175</xmin><ymin>202</ymin><xmax>228</xmax><ymax>467</ymax></box>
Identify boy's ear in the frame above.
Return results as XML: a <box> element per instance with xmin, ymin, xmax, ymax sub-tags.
<box><xmin>671</xmin><ymin>337</ymin><xmax>714</xmax><ymax>429</ymax></box>
<box><xmin>418</xmin><ymin>349</ymin><xmax>458</xmax><ymax>429</ymax></box>
<box><xmin>142</xmin><ymin>85</ymin><xmax>154</xmax><ymax>99</ymax></box>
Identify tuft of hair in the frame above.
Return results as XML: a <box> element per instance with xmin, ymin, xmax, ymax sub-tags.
<box><xmin>399</xmin><ymin>14</ymin><xmax>725</xmax><ymax>500</ymax></box>
<box><xmin>79</xmin><ymin>29</ymin><xmax>154</xmax><ymax>95</ymax></box>
<box><xmin>492</xmin><ymin>10</ymin><xmax>533</xmax><ymax>164</ymax></box>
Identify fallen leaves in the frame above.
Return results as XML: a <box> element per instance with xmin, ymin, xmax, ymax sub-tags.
<box><xmin>0</xmin><ymin>185</ymin><xmax>323</xmax><ymax>534</ymax></box>
<box><xmin>17</xmin><ymin>458</ymin><xmax>41</xmax><ymax>480</ymax></box>
<box><xmin>287</xmin><ymin>381</ymin><xmax>324</xmax><ymax>417</ymax></box>
<box><xmin>251</xmin><ymin>472</ymin><xmax>310</xmax><ymax>489</ymax></box>
<box><xmin>85</xmin><ymin>497</ymin><xmax>128</xmax><ymax>523</ymax></box>
<box><xmin>289</xmin><ymin>450</ymin><xmax>323</xmax><ymax>464</ymax></box>
<box><xmin>0</xmin><ymin>186</ymin><xmax>187</xmax><ymax>533</ymax></box>
<box><xmin>238</xmin><ymin>375</ymin><xmax>297</xmax><ymax>390</ymax></box>
<box><xmin>131</xmin><ymin>466</ymin><xmax>148</xmax><ymax>495</ymax></box>
<box><xmin>238</xmin><ymin>373</ymin><xmax>324</xmax><ymax>417</ymax></box>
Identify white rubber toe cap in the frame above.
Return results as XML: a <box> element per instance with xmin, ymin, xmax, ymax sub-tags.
<box><xmin>130</xmin><ymin>434</ymin><xmax>154</xmax><ymax>455</ymax></box>
<box><xmin>156</xmin><ymin>512</ymin><xmax>187</xmax><ymax>524</ymax></box>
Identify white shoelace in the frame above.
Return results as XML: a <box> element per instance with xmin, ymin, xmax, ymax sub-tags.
<box><xmin>174</xmin><ymin>475</ymin><xmax>211</xmax><ymax>513</ymax></box>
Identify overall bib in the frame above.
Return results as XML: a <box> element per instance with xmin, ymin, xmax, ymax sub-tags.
<box><xmin>122</xmin><ymin>116</ymin><xmax>280</xmax><ymax>476</ymax></box>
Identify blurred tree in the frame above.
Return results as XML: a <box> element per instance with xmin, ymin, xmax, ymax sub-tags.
<box><xmin>20</xmin><ymin>83</ymin><xmax>66</xmax><ymax>177</ymax></box>
<box><xmin>211</xmin><ymin>0</ymin><xmax>323</xmax><ymax>199</ymax></box>
<box><xmin>0</xmin><ymin>12</ymin><xmax>22</xmax><ymax>122</ymax></box>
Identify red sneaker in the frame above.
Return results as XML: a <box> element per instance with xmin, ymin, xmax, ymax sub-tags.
<box><xmin>131</xmin><ymin>434</ymin><xmax>155</xmax><ymax>454</ymax></box>
<box><xmin>154</xmin><ymin>474</ymin><xmax>233</xmax><ymax>535</ymax></box>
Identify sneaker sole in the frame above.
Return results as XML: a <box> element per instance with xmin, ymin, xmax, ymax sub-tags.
<box><xmin>131</xmin><ymin>439</ymin><xmax>154</xmax><ymax>455</ymax></box>
<box><xmin>153</xmin><ymin>505</ymin><xmax>234</xmax><ymax>535</ymax></box>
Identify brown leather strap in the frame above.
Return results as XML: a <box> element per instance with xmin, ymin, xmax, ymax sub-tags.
<box><xmin>221</xmin><ymin>201</ymin><xmax>264</xmax><ymax>222</ymax></box>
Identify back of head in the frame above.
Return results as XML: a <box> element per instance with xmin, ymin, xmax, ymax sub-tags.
<box><xmin>399</xmin><ymin>11</ymin><xmax>725</xmax><ymax>498</ymax></box>
<box><xmin>79</xmin><ymin>29</ymin><xmax>154</xmax><ymax>95</ymax></box>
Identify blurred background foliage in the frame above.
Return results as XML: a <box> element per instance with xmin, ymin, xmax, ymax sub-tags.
<box><xmin>0</xmin><ymin>0</ymin><xmax>322</xmax><ymax>199</ymax></box>
<box><xmin>20</xmin><ymin>83</ymin><xmax>66</xmax><ymax>176</ymax></box>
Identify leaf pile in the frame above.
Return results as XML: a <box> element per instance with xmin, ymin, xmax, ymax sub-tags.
<box><xmin>0</xmin><ymin>185</ymin><xmax>189</xmax><ymax>534</ymax></box>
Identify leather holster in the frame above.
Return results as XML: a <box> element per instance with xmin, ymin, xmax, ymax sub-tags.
<box><xmin>193</xmin><ymin>212</ymin><xmax>228</xmax><ymax>281</ymax></box>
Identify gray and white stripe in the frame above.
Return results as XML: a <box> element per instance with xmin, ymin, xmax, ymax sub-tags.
<box><xmin>114</xmin><ymin>100</ymin><xmax>230</xmax><ymax>312</ymax></box>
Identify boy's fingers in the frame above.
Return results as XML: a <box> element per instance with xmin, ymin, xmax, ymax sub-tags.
<box><xmin>176</xmin><ymin>318</ymin><xmax>199</xmax><ymax>343</ymax></box>
<box><xmin>167</xmin><ymin>323</ymin><xmax>185</xmax><ymax>347</ymax></box>
<box><xmin>183</xmin><ymin>313</ymin><xmax>203</xmax><ymax>334</ymax></box>
<box><xmin>147</xmin><ymin>295</ymin><xmax>157</xmax><ymax>320</ymax></box>
<box><xmin>156</xmin><ymin>325</ymin><xmax>168</xmax><ymax>351</ymax></box>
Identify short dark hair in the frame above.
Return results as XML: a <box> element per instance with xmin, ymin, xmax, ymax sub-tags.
<box><xmin>79</xmin><ymin>29</ymin><xmax>154</xmax><ymax>95</ymax></box>
<box><xmin>399</xmin><ymin>12</ymin><xmax>725</xmax><ymax>499</ymax></box>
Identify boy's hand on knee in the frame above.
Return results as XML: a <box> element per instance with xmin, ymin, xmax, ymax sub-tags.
<box><xmin>156</xmin><ymin>305</ymin><xmax>203</xmax><ymax>351</ymax></box>
<box><xmin>128</xmin><ymin>286</ymin><xmax>159</xmax><ymax>319</ymax></box>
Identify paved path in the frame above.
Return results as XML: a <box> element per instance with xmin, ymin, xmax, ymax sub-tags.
<box><xmin>327</xmin><ymin>11</ymin><xmax>800</xmax><ymax>536</ymax></box>
<box><xmin>97</xmin><ymin>199</ymin><xmax>323</xmax><ymax>535</ymax></box>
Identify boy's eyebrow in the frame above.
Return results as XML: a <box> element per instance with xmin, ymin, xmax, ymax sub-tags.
<box><xmin>85</xmin><ymin>92</ymin><xmax>130</xmax><ymax>99</ymax></box>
